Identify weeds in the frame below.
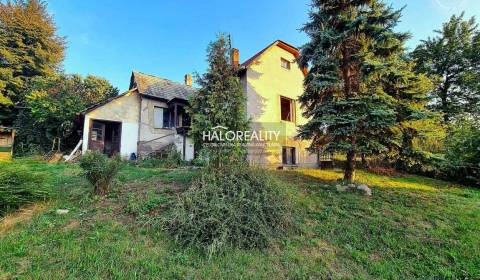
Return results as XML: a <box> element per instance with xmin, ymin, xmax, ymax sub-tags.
<box><xmin>79</xmin><ymin>151</ymin><xmax>122</xmax><ymax>195</ymax></box>
<box><xmin>160</xmin><ymin>163</ymin><xmax>294</xmax><ymax>255</ymax></box>
<box><xmin>0</xmin><ymin>166</ymin><xmax>49</xmax><ymax>216</ymax></box>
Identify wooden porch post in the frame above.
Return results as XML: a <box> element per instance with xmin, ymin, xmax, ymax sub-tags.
<box><xmin>174</xmin><ymin>104</ymin><xmax>178</xmax><ymax>128</ymax></box>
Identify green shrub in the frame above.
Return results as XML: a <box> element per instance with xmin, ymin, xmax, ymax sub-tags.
<box><xmin>79</xmin><ymin>151</ymin><xmax>122</xmax><ymax>195</ymax></box>
<box><xmin>0</xmin><ymin>166</ymin><xmax>48</xmax><ymax>216</ymax></box>
<box><xmin>442</xmin><ymin>118</ymin><xmax>480</xmax><ymax>186</ymax></box>
<box><xmin>140</xmin><ymin>145</ymin><xmax>185</xmax><ymax>168</ymax></box>
<box><xmin>191</xmin><ymin>148</ymin><xmax>209</xmax><ymax>167</ymax></box>
<box><xmin>164</xmin><ymin>145</ymin><xmax>183</xmax><ymax>168</ymax></box>
<box><xmin>160</xmin><ymin>163</ymin><xmax>294</xmax><ymax>255</ymax></box>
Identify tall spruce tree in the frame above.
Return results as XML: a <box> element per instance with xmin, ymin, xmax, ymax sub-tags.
<box><xmin>188</xmin><ymin>34</ymin><xmax>249</xmax><ymax>166</ymax></box>
<box><xmin>0</xmin><ymin>0</ymin><xmax>65</xmax><ymax>125</ymax></box>
<box><xmin>412</xmin><ymin>13</ymin><xmax>480</xmax><ymax>122</ymax></box>
<box><xmin>298</xmin><ymin>0</ymin><xmax>410</xmax><ymax>181</ymax></box>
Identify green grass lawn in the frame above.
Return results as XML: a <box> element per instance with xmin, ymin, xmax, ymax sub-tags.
<box><xmin>0</xmin><ymin>159</ymin><xmax>479</xmax><ymax>279</ymax></box>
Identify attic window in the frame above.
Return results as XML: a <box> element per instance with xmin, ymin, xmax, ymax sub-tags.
<box><xmin>280</xmin><ymin>96</ymin><xmax>295</xmax><ymax>122</ymax></box>
<box><xmin>281</xmin><ymin>58</ymin><xmax>291</xmax><ymax>69</ymax></box>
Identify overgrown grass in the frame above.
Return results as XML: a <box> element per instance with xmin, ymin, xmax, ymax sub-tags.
<box><xmin>0</xmin><ymin>159</ymin><xmax>479</xmax><ymax>279</ymax></box>
<box><xmin>0</xmin><ymin>165</ymin><xmax>49</xmax><ymax>216</ymax></box>
<box><xmin>160</xmin><ymin>164</ymin><xmax>294</xmax><ymax>255</ymax></box>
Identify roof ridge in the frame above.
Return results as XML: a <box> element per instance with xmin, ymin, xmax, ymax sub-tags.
<box><xmin>133</xmin><ymin>70</ymin><xmax>186</xmax><ymax>86</ymax></box>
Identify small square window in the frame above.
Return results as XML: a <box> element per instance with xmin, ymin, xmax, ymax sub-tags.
<box><xmin>281</xmin><ymin>58</ymin><xmax>291</xmax><ymax>69</ymax></box>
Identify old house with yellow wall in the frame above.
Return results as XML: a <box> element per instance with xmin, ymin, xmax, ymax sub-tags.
<box><xmin>236</xmin><ymin>40</ymin><xmax>318</xmax><ymax>168</ymax></box>
<box><xmin>81</xmin><ymin>72</ymin><xmax>195</xmax><ymax>160</ymax></box>
<box><xmin>80</xmin><ymin>40</ymin><xmax>318</xmax><ymax>168</ymax></box>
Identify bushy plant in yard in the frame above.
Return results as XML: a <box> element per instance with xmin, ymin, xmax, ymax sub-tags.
<box><xmin>140</xmin><ymin>145</ymin><xmax>186</xmax><ymax>168</ymax></box>
<box><xmin>0</xmin><ymin>166</ymin><xmax>48</xmax><ymax>216</ymax></box>
<box><xmin>79</xmin><ymin>151</ymin><xmax>122</xmax><ymax>195</ymax></box>
<box><xmin>161</xmin><ymin>163</ymin><xmax>294</xmax><ymax>255</ymax></box>
<box><xmin>442</xmin><ymin>118</ymin><xmax>480</xmax><ymax>186</ymax></box>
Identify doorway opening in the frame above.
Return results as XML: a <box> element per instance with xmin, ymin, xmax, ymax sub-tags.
<box><xmin>282</xmin><ymin>146</ymin><xmax>296</xmax><ymax>165</ymax></box>
<box><xmin>88</xmin><ymin>119</ymin><xmax>121</xmax><ymax>156</ymax></box>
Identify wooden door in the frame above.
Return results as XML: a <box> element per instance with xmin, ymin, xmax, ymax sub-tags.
<box><xmin>89</xmin><ymin>120</ymin><xmax>105</xmax><ymax>152</ymax></box>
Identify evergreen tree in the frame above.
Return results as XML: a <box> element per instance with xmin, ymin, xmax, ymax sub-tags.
<box><xmin>298</xmin><ymin>0</ymin><xmax>409</xmax><ymax>181</ymax></box>
<box><xmin>381</xmin><ymin>53</ymin><xmax>436</xmax><ymax>171</ymax></box>
<box><xmin>412</xmin><ymin>13</ymin><xmax>480</xmax><ymax>122</ymax></box>
<box><xmin>0</xmin><ymin>0</ymin><xmax>65</xmax><ymax>125</ymax></box>
<box><xmin>188</xmin><ymin>34</ymin><xmax>249</xmax><ymax>166</ymax></box>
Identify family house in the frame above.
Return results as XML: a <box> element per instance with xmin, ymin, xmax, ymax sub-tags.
<box><xmin>236</xmin><ymin>40</ymin><xmax>317</xmax><ymax>168</ymax></box>
<box><xmin>80</xmin><ymin>40</ymin><xmax>318</xmax><ymax>168</ymax></box>
<box><xmin>81</xmin><ymin>72</ymin><xmax>195</xmax><ymax>160</ymax></box>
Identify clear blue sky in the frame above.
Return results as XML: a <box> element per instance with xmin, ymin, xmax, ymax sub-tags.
<box><xmin>47</xmin><ymin>0</ymin><xmax>480</xmax><ymax>91</ymax></box>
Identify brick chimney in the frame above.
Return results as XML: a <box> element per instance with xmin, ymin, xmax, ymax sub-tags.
<box><xmin>231</xmin><ymin>48</ymin><xmax>239</xmax><ymax>67</ymax></box>
<box><xmin>184</xmin><ymin>74</ymin><xmax>192</xmax><ymax>87</ymax></box>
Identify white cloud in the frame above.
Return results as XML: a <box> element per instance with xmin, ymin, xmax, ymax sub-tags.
<box><xmin>431</xmin><ymin>0</ymin><xmax>469</xmax><ymax>12</ymax></box>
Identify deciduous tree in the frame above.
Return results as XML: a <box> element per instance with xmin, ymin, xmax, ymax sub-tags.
<box><xmin>412</xmin><ymin>13</ymin><xmax>480</xmax><ymax>122</ymax></box>
<box><xmin>14</xmin><ymin>74</ymin><xmax>118</xmax><ymax>155</ymax></box>
<box><xmin>0</xmin><ymin>0</ymin><xmax>65</xmax><ymax>125</ymax></box>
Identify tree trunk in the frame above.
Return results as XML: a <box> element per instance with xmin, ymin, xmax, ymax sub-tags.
<box><xmin>361</xmin><ymin>154</ymin><xmax>369</xmax><ymax>169</ymax></box>
<box><xmin>341</xmin><ymin>44</ymin><xmax>356</xmax><ymax>183</ymax></box>
<box><xmin>344</xmin><ymin>149</ymin><xmax>356</xmax><ymax>182</ymax></box>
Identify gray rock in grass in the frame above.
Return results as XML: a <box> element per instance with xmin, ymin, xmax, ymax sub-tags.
<box><xmin>356</xmin><ymin>184</ymin><xmax>372</xmax><ymax>196</ymax></box>
<box><xmin>56</xmin><ymin>209</ymin><xmax>69</xmax><ymax>215</ymax></box>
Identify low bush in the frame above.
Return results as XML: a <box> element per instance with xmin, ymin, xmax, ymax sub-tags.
<box><xmin>160</xmin><ymin>163</ymin><xmax>294</xmax><ymax>255</ymax></box>
<box><xmin>0</xmin><ymin>166</ymin><xmax>48</xmax><ymax>216</ymax></box>
<box><xmin>441</xmin><ymin>118</ymin><xmax>480</xmax><ymax>186</ymax></box>
<box><xmin>79</xmin><ymin>151</ymin><xmax>122</xmax><ymax>195</ymax></box>
<box><xmin>140</xmin><ymin>145</ymin><xmax>185</xmax><ymax>168</ymax></box>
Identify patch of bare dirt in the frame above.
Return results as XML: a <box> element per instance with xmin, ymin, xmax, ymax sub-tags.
<box><xmin>0</xmin><ymin>203</ymin><xmax>49</xmax><ymax>235</ymax></box>
<box><xmin>63</xmin><ymin>219</ymin><xmax>80</xmax><ymax>231</ymax></box>
<box><xmin>368</xmin><ymin>252</ymin><xmax>382</xmax><ymax>261</ymax></box>
<box><xmin>301</xmin><ymin>239</ymin><xmax>338</xmax><ymax>260</ymax></box>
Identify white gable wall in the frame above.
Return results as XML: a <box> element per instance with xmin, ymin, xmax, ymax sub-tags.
<box><xmin>82</xmin><ymin>91</ymin><xmax>141</xmax><ymax>158</ymax></box>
